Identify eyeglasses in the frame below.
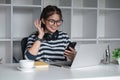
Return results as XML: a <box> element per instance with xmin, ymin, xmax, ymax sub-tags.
<box><xmin>46</xmin><ymin>19</ymin><xmax>63</xmax><ymax>26</ymax></box>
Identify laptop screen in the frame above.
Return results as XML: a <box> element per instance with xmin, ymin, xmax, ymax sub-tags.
<box><xmin>71</xmin><ymin>44</ymin><xmax>108</xmax><ymax>69</ymax></box>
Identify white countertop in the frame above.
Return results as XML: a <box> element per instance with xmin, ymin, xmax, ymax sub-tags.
<box><xmin>0</xmin><ymin>63</ymin><xmax>120</xmax><ymax>80</ymax></box>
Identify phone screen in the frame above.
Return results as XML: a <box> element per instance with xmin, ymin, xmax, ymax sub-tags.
<box><xmin>66</xmin><ymin>42</ymin><xmax>76</xmax><ymax>50</ymax></box>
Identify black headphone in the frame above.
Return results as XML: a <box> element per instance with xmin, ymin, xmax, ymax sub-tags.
<box><xmin>43</xmin><ymin>30</ymin><xmax>59</xmax><ymax>41</ymax></box>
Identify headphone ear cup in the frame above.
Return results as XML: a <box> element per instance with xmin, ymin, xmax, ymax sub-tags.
<box><xmin>44</xmin><ymin>33</ymin><xmax>52</xmax><ymax>41</ymax></box>
<box><xmin>52</xmin><ymin>31</ymin><xmax>58</xmax><ymax>40</ymax></box>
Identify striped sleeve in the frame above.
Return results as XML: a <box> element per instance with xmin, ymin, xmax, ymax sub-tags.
<box><xmin>24</xmin><ymin>33</ymin><xmax>37</xmax><ymax>60</ymax></box>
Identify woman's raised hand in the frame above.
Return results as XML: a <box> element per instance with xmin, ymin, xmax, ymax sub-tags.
<box><xmin>34</xmin><ymin>19</ymin><xmax>45</xmax><ymax>39</ymax></box>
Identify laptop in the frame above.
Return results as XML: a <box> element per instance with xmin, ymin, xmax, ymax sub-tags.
<box><xmin>49</xmin><ymin>43</ymin><xmax>108</xmax><ymax>69</ymax></box>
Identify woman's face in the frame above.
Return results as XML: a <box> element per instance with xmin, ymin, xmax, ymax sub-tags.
<box><xmin>44</xmin><ymin>14</ymin><xmax>62</xmax><ymax>33</ymax></box>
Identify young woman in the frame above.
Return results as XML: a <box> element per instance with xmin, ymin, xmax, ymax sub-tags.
<box><xmin>24</xmin><ymin>5</ymin><xmax>76</xmax><ymax>62</ymax></box>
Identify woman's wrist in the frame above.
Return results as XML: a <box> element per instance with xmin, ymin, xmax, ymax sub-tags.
<box><xmin>38</xmin><ymin>33</ymin><xmax>44</xmax><ymax>39</ymax></box>
<box><xmin>36</xmin><ymin>36</ymin><xmax>43</xmax><ymax>42</ymax></box>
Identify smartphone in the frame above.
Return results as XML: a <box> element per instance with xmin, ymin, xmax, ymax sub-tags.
<box><xmin>66</xmin><ymin>42</ymin><xmax>77</xmax><ymax>50</ymax></box>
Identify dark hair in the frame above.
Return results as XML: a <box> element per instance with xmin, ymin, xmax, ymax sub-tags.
<box><xmin>40</xmin><ymin>5</ymin><xmax>62</xmax><ymax>20</ymax></box>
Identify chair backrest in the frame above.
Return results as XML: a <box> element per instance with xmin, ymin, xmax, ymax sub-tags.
<box><xmin>21</xmin><ymin>37</ymin><xmax>28</xmax><ymax>59</ymax></box>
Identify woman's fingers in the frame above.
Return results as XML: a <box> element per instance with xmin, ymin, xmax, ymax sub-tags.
<box><xmin>34</xmin><ymin>19</ymin><xmax>42</xmax><ymax>31</ymax></box>
<box><xmin>64</xmin><ymin>48</ymin><xmax>76</xmax><ymax>61</ymax></box>
<box><xmin>34</xmin><ymin>19</ymin><xmax>38</xmax><ymax>28</ymax></box>
<box><xmin>64</xmin><ymin>52</ymin><xmax>74</xmax><ymax>61</ymax></box>
<box><xmin>34</xmin><ymin>19</ymin><xmax>40</xmax><ymax>28</ymax></box>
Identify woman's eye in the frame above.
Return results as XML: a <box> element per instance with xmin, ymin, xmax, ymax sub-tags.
<box><xmin>51</xmin><ymin>20</ymin><xmax>54</xmax><ymax>23</ymax></box>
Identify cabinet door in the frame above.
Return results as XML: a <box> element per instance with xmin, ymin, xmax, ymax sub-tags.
<box><xmin>98</xmin><ymin>10</ymin><xmax>120</xmax><ymax>38</ymax></box>
<box><xmin>12</xmin><ymin>7</ymin><xmax>41</xmax><ymax>39</ymax></box>
<box><xmin>0</xmin><ymin>0</ymin><xmax>11</xmax><ymax>4</ymax></box>
<box><xmin>72</xmin><ymin>9</ymin><xmax>97</xmax><ymax>39</ymax></box>
<box><xmin>0</xmin><ymin>42</ymin><xmax>11</xmax><ymax>63</ymax></box>
<box><xmin>99</xmin><ymin>0</ymin><xmax>120</xmax><ymax>8</ymax></box>
<box><xmin>43</xmin><ymin>0</ymin><xmax>71</xmax><ymax>7</ymax></box>
<box><xmin>0</xmin><ymin>6</ymin><xmax>11</xmax><ymax>39</ymax></box>
<box><xmin>60</xmin><ymin>8</ymin><xmax>71</xmax><ymax>37</ymax></box>
<box><xmin>73</xmin><ymin>0</ymin><xmax>97</xmax><ymax>8</ymax></box>
<box><xmin>12</xmin><ymin>0</ymin><xmax>41</xmax><ymax>5</ymax></box>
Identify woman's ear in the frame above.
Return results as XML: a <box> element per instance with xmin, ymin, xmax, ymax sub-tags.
<box><xmin>40</xmin><ymin>18</ymin><xmax>46</xmax><ymax>31</ymax></box>
<box><xmin>41</xmin><ymin>18</ymin><xmax>45</xmax><ymax>24</ymax></box>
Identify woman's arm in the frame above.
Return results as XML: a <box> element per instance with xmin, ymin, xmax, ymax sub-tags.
<box><xmin>28</xmin><ymin>40</ymin><xmax>41</xmax><ymax>56</ymax></box>
<box><xmin>24</xmin><ymin>34</ymin><xmax>39</xmax><ymax>60</ymax></box>
<box><xmin>28</xmin><ymin>19</ymin><xmax>44</xmax><ymax>55</ymax></box>
<box><xmin>62</xmin><ymin>33</ymin><xmax>76</xmax><ymax>61</ymax></box>
<box><xmin>25</xmin><ymin>19</ymin><xmax>44</xmax><ymax>60</ymax></box>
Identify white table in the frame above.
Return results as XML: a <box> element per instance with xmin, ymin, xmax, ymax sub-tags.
<box><xmin>0</xmin><ymin>63</ymin><xmax>120</xmax><ymax>80</ymax></box>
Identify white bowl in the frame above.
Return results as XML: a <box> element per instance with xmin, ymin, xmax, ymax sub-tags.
<box><xmin>19</xmin><ymin>60</ymin><xmax>34</xmax><ymax>69</ymax></box>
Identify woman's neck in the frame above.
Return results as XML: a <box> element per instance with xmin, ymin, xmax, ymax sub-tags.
<box><xmin>45</xmin><ymin>30</ymin><xmax>56</xmax><ymax>34</ymax></box>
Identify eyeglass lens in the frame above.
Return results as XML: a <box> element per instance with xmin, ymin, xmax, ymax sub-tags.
<box><xmin>47</xmin><ymin>19</ymin><xmax>63</xmax><ymax>26</ymax></box>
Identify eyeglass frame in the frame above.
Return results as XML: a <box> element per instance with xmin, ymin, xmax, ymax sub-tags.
<box><xmin>46</xmin><ymin>19</ymin><xmax>63</xmax><ymax>26</ymax></box>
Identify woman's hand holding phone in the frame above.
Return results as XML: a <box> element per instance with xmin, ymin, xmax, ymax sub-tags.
<box><xmin>34</xmin><ymin>19</ymin><xmax>45</xmax><ymax>39</ymax></box>
<box><xmin>64</xmin><ymin>42</ymin><xmax>77</xmax><ymax>61</ymax></box>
